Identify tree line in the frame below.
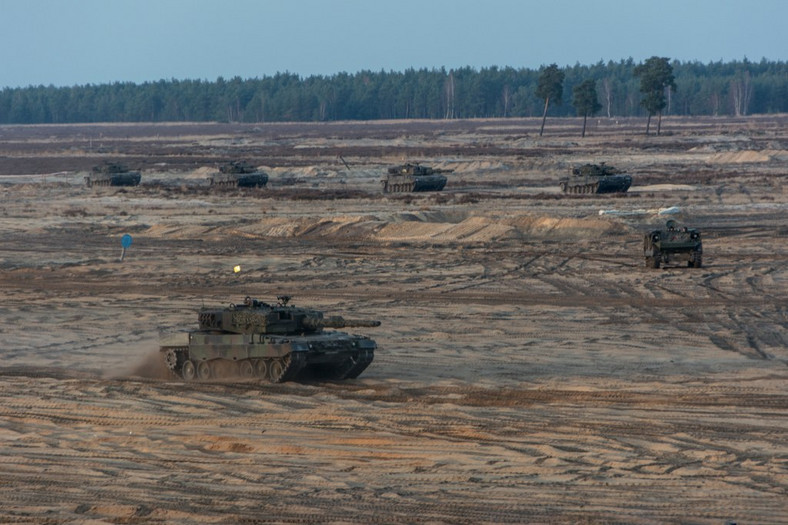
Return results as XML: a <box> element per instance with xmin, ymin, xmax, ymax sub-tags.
<box><xmin>0</xmin><ymin>58</ymin><xmax>784</xmax><ymax>126</ymax></box>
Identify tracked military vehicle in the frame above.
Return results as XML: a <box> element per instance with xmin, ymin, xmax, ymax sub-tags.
<box><xmin>159</xmin><ymin>296</ymin><xmax>380</xmax><ymax>383</ymax></box>
<box><xmin>560</xmin><ymin>163</ymin><xmax>631</xmax><ymax>194</ymax></box>
<box><xmin>644</xmin><ymin>220</ymin><xmax>702</xmax><ymax>268</ymax></box>
<box><xmin>209</xmin><ymin>161</ymin><xmax>268</xmax><ymax>188</ymax></box>
<box><xmin>382</xmin><ymin>163</ymin><xmax>453</xmax><ymax>193</ymax></box>
<box><xmin>84</xmin><ymin>162</ymin><xmax>141</xmax><ymax>187</ymax></box>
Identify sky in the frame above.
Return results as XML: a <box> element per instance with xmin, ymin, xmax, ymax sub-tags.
<box><xmin>1</xmin><ymin>0</ymin><xmax>785</xmax><ymax>89</ymax></box>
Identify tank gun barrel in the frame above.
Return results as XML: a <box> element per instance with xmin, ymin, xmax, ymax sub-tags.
<box><xmin>303</xmin><ymin>316</ymin><xmax>381</xmax><ymax>330</ymax></box>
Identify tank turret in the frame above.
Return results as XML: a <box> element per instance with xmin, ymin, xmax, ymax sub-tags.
<box><xmin>84</xmin><ymin>162</ymin><xmax>141</xmax><ymax>187</ymax></box>
<box><xmin>209</xmin><ymin>160</ymin><xmax>268</xmax><ymax>188</ymax></box>
<box><xmin>559</xmin><ymin>162</ymin><xmax>631</xmax><ymax>194</ymax></box>
<box><xmin>160</xmin><ymin>296</ymin><xmax>379</xmax><ymax>383</ymax></box>
<box><xmin>382</xmin><ymin>162</ymin><xmax>453</xmax><ymax>193</ymax></box>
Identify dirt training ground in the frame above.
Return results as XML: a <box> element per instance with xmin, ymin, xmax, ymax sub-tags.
<box><xmin>0</xmin><ymin>116</ymin><xmax>786</xmax><ymax>523</ymax></box>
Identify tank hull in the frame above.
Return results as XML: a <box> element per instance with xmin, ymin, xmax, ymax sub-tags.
<box><xmin>161</xmin><ymin>330</ymin><xmax>376</xmax><ymax>383</ymax></box>
<box><xmin>382</xmin><ymin>174</ymin><xmax>447</xmax><ymax>193</ymax></box>
<box><xmin>84</xmin><ymin>172</ymin><xmax>141</xmax><ymax>187</ymax></box>
<box><xmin>559</xmin><ymin>174</ymin><xmax>632</xmax><ymax>194</ymax></box>
<box><xmin>209</xmin><ymin>172</ymin><xmax>268</xmax><ymax>188</ymax></box>
<box><xmin>643</xmin><ymin>225</ymin><xmax>703</xmax><ymax>268</ymax></box>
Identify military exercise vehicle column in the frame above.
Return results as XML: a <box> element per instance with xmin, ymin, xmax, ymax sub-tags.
<box><xmin>159</xmin><ymin>296</ymin><xmax>380</xmax><ymax>383</ymax></box>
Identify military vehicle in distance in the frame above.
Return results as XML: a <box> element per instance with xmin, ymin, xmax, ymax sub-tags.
<box><xmin>84</xmin><ymin>162</ymin><xmax>141</xmax><ymax>187</ymax></box>
<box><xmin>159</xmin><ymin>296</ymin><xmax>380</xmax><ymax>383</ymax></box>
<box><xmin>382</xmin><ymin>163</ymin><xmax>453</xmax><ymax>193</ymax></box>
<box><xmin>560</xmin><ymin>163</ymin><xmax>632</xmax><ymax>194</ymax></box>
<box><xmin>643</xmin><ymin>220</ymin><xmax>703</xmax><ymax>268</ymax></box>
<box><xmin>209</xmin><ymin>161</ymin><xmax>268</xmax><ymax>188</ymax></box>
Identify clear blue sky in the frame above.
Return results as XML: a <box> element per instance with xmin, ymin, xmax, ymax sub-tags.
<box><xmin>1</xmin><ymin>0</ymin><xmax>785</xmax><ymax>88</ymax></box>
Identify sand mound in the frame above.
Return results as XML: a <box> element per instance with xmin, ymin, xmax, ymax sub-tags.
<box><xmin>707</xmin><ymin>150</ymin><xmax>773</xmax><ymax>163</ymax></box>
<box><xmin>504</xmin><ymin>215</ymin><xmax>628</xmax><ymax>238</ymax></box>
<box><xmin>145</xmin><ymin>212</ymin><xmax>626</xmax><ymax>244</ymax></box>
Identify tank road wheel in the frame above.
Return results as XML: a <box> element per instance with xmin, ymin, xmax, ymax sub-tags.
<box><xmin>255</xmin><ymin>359</ymin><xmax>269</xmax><ymax>380</ymax></box>
<box><xmin>269</xmin><ymin>358</ymin><xmax>285</xmax><ymax>383</ymax></box>
<box><xmin>182</xmin><ymin>361</ymin><xmax>196</xmax><ymax>381</ymax></box>
<box><xmin>239</xmin><ymin>360</ymin><xmax>254</xmax><ymax>378</ymax></box>
<box><xmin>163</xmin><ymin>347</ymin><xmax>186</xmax><ymax>375</ymax></box>
<box><xmin>197</xmin><ymin>360</ymin><xmax>211</xmax><ymax>380</ymax></box>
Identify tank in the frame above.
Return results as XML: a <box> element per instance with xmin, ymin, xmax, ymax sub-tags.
<box><xmin>209</xmin><ymin>161</ymin><xmax>268</xmax><ymax>188</ymax></box>
<box><xmin>382</xmin><ymin>163</ymin><xmax>453</xmax><ymax>193</ymax></box>
<box><xmin>84</xmin><ymin>162</ymin><xmax>141</xmax><ymax>187</ymax></box>
<box><xmin>159</xmin><ymin>296</ymin><xmax>380</xmax><ymax>383</ymax></box>
<box><xmin>559</xmin><ymin>163</ymin><xmax>632</xmax><ymax>194</ymax></box>
<box><xmin>643</xmin><ymin>220</ymin><xmax>702</xmax><ymax>268</ymax></box>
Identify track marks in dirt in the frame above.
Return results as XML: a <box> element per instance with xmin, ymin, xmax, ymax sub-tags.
<box><xmin>1</xmin><ymin>375</ymin><xmax>785</xmax><ymax>523</ymax></box>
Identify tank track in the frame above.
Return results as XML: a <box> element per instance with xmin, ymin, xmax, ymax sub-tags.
<box><xmin>344</xmin><ymin>349</ymin><xmax>374</xmax><ymax>379</ymax></box>
<box><xmin>162</xmin><ymin>347</ymin><xmax>309</xmax><ymax>383</ymax></box>
<box><xmin>209</xmin><ymin>179</ymin><xmax>239</xmax><ymax>188</ymax></box>
<box><xmin>316</xmin><ymin>349</ymin><xmax>375</xmax><ymax>380</ymax></box>
<box><xmin>272</xmin><ymin>352</ymin><xmax>308</xmax><ymax>382</ymax></box>
<box><xmin>382</xmin><ymin>182</ymin><xmax>415</xmax><ymax>193</ymax></box>
<box><xmin>560</xmin><ymin>181</ymin><xmax>600</xmax><ymax>194</ymax></box>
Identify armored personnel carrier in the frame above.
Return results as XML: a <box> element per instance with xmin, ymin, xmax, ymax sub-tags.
<box><xmin>84</xmin><ymin>162</ymin><xmax>141</xmax><ymax>187</ymax></box>
<box><xmin>559</xmin><ymin>163</ymin><xmax>631</xmax><ymax>194</ymax></box>
<box><xmin>159</xmin><ymin>296</ymin><xmax>380</xmax><ymax>383</ymax></box>
<box><xmin>643</xmin><ymin>220</ymin><xmax>702</xmax><ymax>268</ymax></box>
<box><xmin>382</xmin><ymin>163</ymin><xmax>453</xmax><ymax>193</ymax></box>
<box><xmin>209</xmin><ymin>161</ymin><xmax>268</xmax><ymax>188</ymax></box>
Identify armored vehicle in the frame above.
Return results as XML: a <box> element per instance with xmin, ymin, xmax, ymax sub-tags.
<box><xmin>159</xmin><ymin>296</ymin><xmax>380</xmax><ymax>383</ymax></box>
<box><xmin>84</xmin><ymin>162</ymin><xmax>141</xmax><ymax>187</ymax></box>
<box><xmin>382</xmin><ymin>163</ymin><xmax>453</xmax><ymax>193</ymax></box>
<box><xmin>643</xmin><ymin>220</ymin><xmax>702</xmax><ymax>268</ymax></box>
<box><xmin>209</xmin><ymin>161</ymin><xmax>268</xmax><ymax>188</ymax></box>
<box><xmin>559</xmin><ymin>163</ymin><xmax>632</xmax><ymax>194</ymax></box>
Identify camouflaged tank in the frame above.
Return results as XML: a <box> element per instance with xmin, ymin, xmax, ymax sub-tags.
<box><xmin>382</xmin><ymin>163</ymin><xmax>453</xmax><ymax>193</ymax></box>
<box><xmin>159</xmin><ymin>296</ymin><xmax>380</xmax><ymax>383</ymax></box>
<box><xmin>643</xmin><ymin>220</ymin><xmax>702</xmax><ymax>268</ymax></box>
<box><xmin>209</xmin><ymin>161</ymin><xmax>268</xmax><ymax>188</ymax></box>
<box><xmin>559</xmin><ymin>163</ymin><xmax>631</xmax><ymax>194</ymax></box>
<box><xmin>84</xmin><ymin>162</ymin><xmax>141</xmax><ymax>187</ymax></box>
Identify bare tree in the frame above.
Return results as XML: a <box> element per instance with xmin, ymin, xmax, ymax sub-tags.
<box><xmin>731</xmin><ymin>70</ymin><xmax>753</xmax><ymax>116</ymax></box>
<box><xmin>602</xmin><ymin>78</ymin><xmax>613</xmax><ymax>118</ymax></box>
<box><xmin>502</xmin><ymin>84</ymin><xmax>512</xmax><ymax>117</ymax></box>
<box><xmin>443</xmin><ymin>71</ymin><xmax>455</xmax><ymax>119</ymax></box>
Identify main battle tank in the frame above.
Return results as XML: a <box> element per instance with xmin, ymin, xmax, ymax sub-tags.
<box><xmin>643</xmin><ymin>220</ymin><xmax>702</xmax><ymax>268</ymax></box>
<box><xmin>559</xmin><ymin>163</ymin><xmax>631</xmax><ymax>194</ymax></box>
<box><xmin>209</xmin><ymin>161</ymin><xmax>268</xmax><ymax>188</ymax></box>
<box><xmin>382</xmin><ymin>163</ymin><xmax>453</xmax><ymax>193</ymax></box>
<box><xmin>159</xmin><ymin>296</ymin><xmax>380</xmax><ymax>383</ymax></box>
<box><xmin>84</xmin><ymin>162</ymin><xmax>141</xmax><ymax>187</ymax></box>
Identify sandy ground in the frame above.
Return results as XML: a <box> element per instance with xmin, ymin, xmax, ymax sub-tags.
<box><xmin>0</xmin><ymin>116</ymin><xmax>786</xmax><ymax>523</ymax></box>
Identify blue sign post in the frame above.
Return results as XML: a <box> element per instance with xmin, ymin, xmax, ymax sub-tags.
<box><xmin>120</xmin><ymin>234</ymin><xmax>133</xmax><ymax>261</ymax></box>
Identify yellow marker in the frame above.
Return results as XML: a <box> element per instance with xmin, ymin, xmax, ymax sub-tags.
<box><xmin>233</xmin><ymin>265</ymin><xmax>241</xmax><ymax>273</ymax></box>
